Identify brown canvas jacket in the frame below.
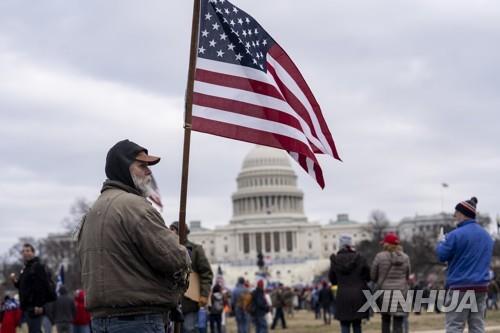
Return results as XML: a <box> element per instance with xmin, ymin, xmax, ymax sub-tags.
<box><xmin>181</xmin><ymin>240</ymin><xmax>213</xmax><ymax>314</ymax></box>
<box><xmin>77</xmin><ymin>180</ymin><xmax>191</xmax><ymax>317</ymax></box>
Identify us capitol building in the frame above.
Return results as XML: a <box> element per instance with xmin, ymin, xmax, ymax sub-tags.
<box><xmin>39</xmin><ymin>146</ymin><xmax>491</xmax><ymax>286</ymax></box>
<box><xmin>188</xmin><ymin>145</ymin><xmax>370</xmax><ymax>286</ymax></box>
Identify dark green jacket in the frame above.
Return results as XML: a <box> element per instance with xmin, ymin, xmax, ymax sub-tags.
<box><xmin>182</xmin><ymin>240</ymin><xmax>213</xmax><ymax>314</ymax></box>
<box><xmin>77</xmin><ymin>181</ymin><xmax>191</xmax><ymax>317</ymax></box>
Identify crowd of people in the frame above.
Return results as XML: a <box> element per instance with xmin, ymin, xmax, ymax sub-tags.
<box><xmin>0</xmin><ymin>140</ymin><xmax>496</xmax><ymax>333</ymax></box>
<box><xmin>0</xmin><ymin>244</ymin><xmax>91</xmax><ymax>333</ymax></box>
<box><xmin>204</xmin><ymin>197</ymin><xmax>494</xmax><ymax>333</ymax></box>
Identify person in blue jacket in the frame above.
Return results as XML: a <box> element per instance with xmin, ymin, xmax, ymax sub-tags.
<box><xmin>436</xmin><ymin>196</ymin><xmax>493</xmax><ymax>333</ymax></box>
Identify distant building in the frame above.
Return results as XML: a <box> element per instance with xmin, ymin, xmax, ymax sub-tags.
<box><xmin>397</xmin><ymin>213</ymin><xmax>492</xmax><ymax>241</ymax></box>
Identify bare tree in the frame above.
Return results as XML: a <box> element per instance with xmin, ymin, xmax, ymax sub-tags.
<box><xmin>39</xmin><ymin>235</ymin><xmax>82</xmax><ymax>291</ymax></box>
<box><xmin>401</xmin><ymin>234</ymin><xmax>445</xmax><ymax>281</ymax></box>
<box><xmin>62</xmin><ymin>197</ymin><xmax>92</xmax><ymax>233</ymax></box>
<box><xmin>35</xmin><ymin>198</ymin><xmax>91</xmax><ymax>290</ymax></box>
<box><xmin>1</xmin><ymin>198</ymin><xmax>92</xmax><ymax>293</ymax></box>
<box><xmin>364</xmin><ymin>209</ymin><xmax>390</xmax><ymax>243</ymax></box>
<box><xmin>357</xmin><ymin>210</ymin><xmax>391</xmax><ymax>264</ymax></box>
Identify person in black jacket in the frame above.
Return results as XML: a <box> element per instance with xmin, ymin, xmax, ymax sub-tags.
<box><xmin>270</xmin><ymin>283</ymin><xmax>287</xmax><ymax>330</ymax></box>
<box><xmin>318</xmin><ymin>281</ymin><xmax>334</xmax><ymax>325</ymax></box>
<box><xmin>10</xmin><ymin>243</ymin><xmax>56</xmax><ymax>333</ymax></box>
<box><xmin>250</xmin><ymin>280</ymin><xmax>270</xmax><ymax>333</ymax></box>
<box><xmin>329</xmin><ymin>235</ymin><xmax>370</xmax><ymax>333</ymax></box>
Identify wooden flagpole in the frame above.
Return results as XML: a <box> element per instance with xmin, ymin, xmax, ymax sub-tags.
<box><xmin>175</xmin><ymin>0</ymin><xmax>200</xmax><ymax>332</ymax></box>
<box><xmin>179</xmin><ymin>0</ymin><xmax>201</xmax><ymax>246</ymax></box>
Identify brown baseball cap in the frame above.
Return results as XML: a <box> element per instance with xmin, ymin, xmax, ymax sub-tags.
<box><xmin>135</xmin><ymin>150</ymin><xmax>161</xmax><ymax>165</ymax></box>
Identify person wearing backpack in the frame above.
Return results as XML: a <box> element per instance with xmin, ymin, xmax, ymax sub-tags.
<box><xmin>231</xmin><ymin>277</ymin><xmax>250</xmax><ymax>333</ymax></box>
<box><xmin>209</xmin><ymin>284</ymin><xmax>224</xmax><ymax>333</ymax></box>
<box><xmin>10</xmin><ymin>243</ymin><xmax>56</xmax><ymax>333</ymax></box>
<box><xmin>371</xmin><ymin>233</ymin><xmax>410</xmax><ymax>333</ymax></box>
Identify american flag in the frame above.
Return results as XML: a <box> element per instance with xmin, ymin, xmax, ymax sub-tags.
<box><xmin>56</xmin><ymin>263</ymin><xmax>65</xmax><ymax>295</ymax></box>
<box><xmin>192</xmin><ymin>0</ymin><xmax>340</xmax><ymax>188</ymax></box>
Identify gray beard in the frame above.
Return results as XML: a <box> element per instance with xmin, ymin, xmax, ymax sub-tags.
<box><xmin>130</xmin><ymin>172</ymin><xmax>163</xmax><ymax>208</ymax></box>
<box><xmin>130</xmin><ymin>173</ymin><xmax>153</xmax><ymax>197</ymax></box>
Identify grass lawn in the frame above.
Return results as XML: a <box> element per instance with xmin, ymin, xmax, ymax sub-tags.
<box><xmin>15</xmin><ymin>309</ymin><xmax>500</xmax><ymax>332</ymax></box>
<box><xmin>224</xmin><ymin>309</ymin><xmax>500</xmax><ymax>333</ymax></box>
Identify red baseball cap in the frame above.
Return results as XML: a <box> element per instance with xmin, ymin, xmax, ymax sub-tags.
<box><xmin>381</xmin><ymin>233</ymin><xmax>400</xmax><ymax>245</ymax></box>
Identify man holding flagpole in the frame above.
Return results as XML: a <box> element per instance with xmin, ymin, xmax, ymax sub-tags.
<box><xmin>77</xmin><ymin>140</ymin><xmax>191</xmax><ymax>333</ymax></box>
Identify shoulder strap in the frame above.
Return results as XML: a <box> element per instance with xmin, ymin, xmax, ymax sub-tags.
<box><xmin>378</xmin><ymin>253</ymin><xmax>394</xmax><ymax>287</ymax></box>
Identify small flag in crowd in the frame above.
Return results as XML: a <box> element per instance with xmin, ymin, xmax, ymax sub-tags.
<box><xmin>191</xmin><ymin>0</ymin><xmax>340</xmax><ymax>188</ymax></box>
<box><xmin>56</xmin><ymin>263</ymin><xmax>65</xmax><ymax>295</ymax></box>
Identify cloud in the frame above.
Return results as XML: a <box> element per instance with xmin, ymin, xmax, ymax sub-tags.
<box><xmin>0</xmin><ymin>0</ymin><xmax>499</xmax><ymax>254</ymax></box>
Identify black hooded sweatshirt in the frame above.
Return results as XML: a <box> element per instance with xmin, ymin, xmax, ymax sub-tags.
<box><xmin>105</xmin><ymin>139</ymin><xmax>149</xmax><ymax>190</ymax></box>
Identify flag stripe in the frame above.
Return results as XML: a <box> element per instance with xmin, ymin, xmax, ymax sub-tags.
<box><xmin>193</xmin><ymin>104</ymin><xmax>314</xmax><ymax>150</ymax></box>
<box><xmin>268</xmin><ymin>46</ymin><xmax>340</xmax><ymax>159</ymax></box>
<box><xmin>194</xmin><ymin>80</ymin><xmax>325</xmax><ymax>151</ymax></box>
<box><xmin>306</xmin><ymin>157</ymin><xmax>316</xmax><ymax>178</ymax></box>
<box><xmin>267</xmin><ymin>49</ymin><xmax>333</xmax><ymax>157</ymax></box>
<box><xmin>196</xmin><ymin>58</ymin><xmax>327</xmax><ymax>153</ymax></box>
<box><xmin>193</xmin><ymin>93</ymin><xmax>303</xmax><ymax>133</ymax></box>
<box><xmin>288</xmin><ymin>152</ymin><xmax>324</xmax><ymax>188</ymax></box>
<box><xmin>298</xmin><ymin>154</ymin><xmax>309</xmax><ymax>173</ymax></box>
<box><xmin>195</xmin><ymin>68</ymin><xmax>284</xmax><ymax>101</ymax></box>
<box><xmin>192</xmin><ymin>115</ymin><xmax>320</xmax><ymax>162</ymax></box>
<box><xmin>313</xmin><ymin>160</ymin><xmax>325</xmax><ymax>187</ymax></box>
<box><xmin>197</xmin><ymin>57</ymin><xmax>273</xmax><ymax>86</ymax></box>
<box><xmin>266</xmin><ymin>64</ymin><xmax>323</xmax><ymax>154</ymax></box>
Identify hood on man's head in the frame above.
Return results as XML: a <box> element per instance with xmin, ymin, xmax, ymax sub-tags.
<box><xmin>334</xmin><ymin>251</ymin><xmax>359</xmax><ymax>274</ymax></box>
<box><xmin>105</xmin><ymin>139</ymin><xmax>160</xmax><ymax>188</ymax></box>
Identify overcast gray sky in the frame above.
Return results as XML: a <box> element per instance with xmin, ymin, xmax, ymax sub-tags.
<box><xmin>1</xmin><ymin>0</ymin><xmax>499</xmax><ymax>255</ymax></box>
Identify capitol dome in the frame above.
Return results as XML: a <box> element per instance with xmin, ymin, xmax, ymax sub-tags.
<box><xmin>231</xmin><ymin>145</ymin><xmax>305</xmax><ymax>224</ymax></box>
<box><xmin>242</xmin><ymin>145</ymin><xmax>292</xmax><ymax>170</ymax></box>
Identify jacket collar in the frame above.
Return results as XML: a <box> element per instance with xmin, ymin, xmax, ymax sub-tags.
<box><xmin>24</xmin><ymin>256</ymin><xmax>39</xmax><ymax>267</ymax></box>
<box><xmin>457</xmin><ymin>219</ymin><xmax>476</xmax><ymax>228</ymax></box>
<box><xmin>101</xmin><ymin>179</ymin><xmax>142</xmax><ymax>196</ymax></box>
